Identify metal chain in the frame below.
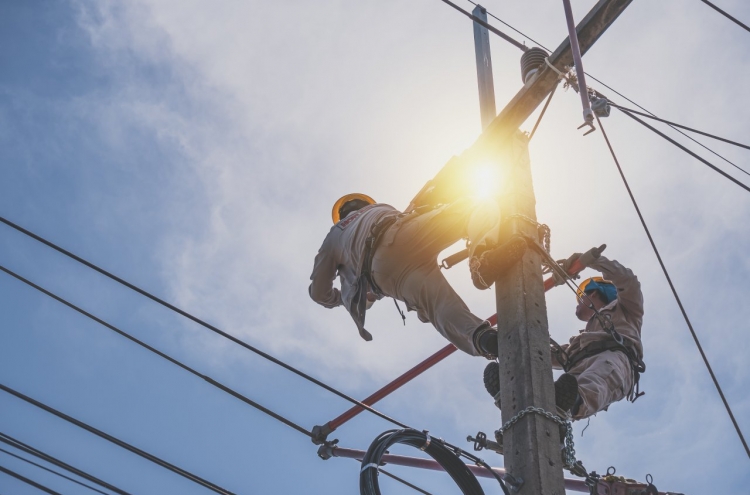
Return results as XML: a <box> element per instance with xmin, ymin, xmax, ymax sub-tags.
<box><xmin>496</xmin><ymin>406</ymin><xmax>579</xmax><ymax>471</ymax></box>
<box><xmin>505</xmin><ymin>214</ymin><xmax>551</xmax><ymax>253</ymax></box>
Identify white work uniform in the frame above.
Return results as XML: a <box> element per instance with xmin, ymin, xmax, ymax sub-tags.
<box><xmin>310</xmin><ymin>200</ymin><xmax>494</xmax><ymax>355</ymax></box>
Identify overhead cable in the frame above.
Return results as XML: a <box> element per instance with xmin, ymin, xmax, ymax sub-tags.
<box><xmin>0</xmin><ymin>432</ymin><xmax>130</xmax><ymax>495</ymax></box>
<box><xmin>0</xmin><ymin>464</ymin><xmax>63</xmax><ymax>495</ymax></box>
<box><xmin>466</xmin><ymin>0</ymin><xmax>549</xmax><ymax>50</ymax></box>
<box><xmin>595</xmin><ymin>115</ymin><xmax>750</xmax><ymax>459</ymax></box>
<box><xmin>614</xmin><ymin>107</ymin><xmax>750</xmax><ymax>193</ymax></box>
<box><xmin>609</xmin><ymin>103</ymin><xmax>750</xmax><ymax>151</ymax></box>
<box><xmin>0</xmin><ymin>447</ymin><xmax>109</xmax><ymax>495</ymax></box>
<box><xmin>0</xmin><ymin>264</ymin><xmax>317</xmax><ymax>439</ymax></box>
<box><xmin>700</xmin><ymin>0</ymin><xmax>750</xmax><ymax>32</ymax></box>
<box><xmin>0</xmin><ymin>216</ymin><xmax>408</xmax><ymax>431</ymax></box>
<box><xmin>438</xmin><ymin>0</ymin><xmax>528</xmax><ymax>51</ymax></box>
<box><xmin>0</xmin><ymin>383</ymin><xmax>236</xmax><ymax>495</ymax></box>
<box><xmin>588</xmin><ymin>75</ymin><xmax>750</xmax><ymax>177</ymax></box>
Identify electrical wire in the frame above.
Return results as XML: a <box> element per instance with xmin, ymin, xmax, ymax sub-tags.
<box><xmin>0</xmin><ymin>447</ymin><xmax>108</xmax><ymax>495</ymax></box>
<box><xmin>613</xmin><ymin>107</ymin><xmax>750</xmax><ymax>193</ymax></box>
<box><xmin>700</xmin><ymin>0</ymin><xmax>750</xmax><ymax>32</ymax></box>
<box><xmin>466</xmin><ymin>0</ymin><xmax>549</xmax><ymax>50</ymax></box>
<box><xmin>0</xmin><ymin>215</ymin><xmax>409</xmax><ymax>431</ymax></box>
<box><xmin>0</xmin><ymin>263</ymin><xmax>315</xmax><ymax>440</ymax></box>
<box><xmin>0</xmin><ymin>432</ymin><xmax>130</xmax><ymax>495</ymax></box>
<box><xmin>438</xmin><ymin>0</ymin><xmax>528</xmax><ymax>51</ymax></box>
<box><xmin>348</xmin><ymin>458</ymin><xmax>434</xmax><ymax>495</ymax></box>
<box><xmin>609</xmin><ymin>103</ymin><xmax>750</xmax><ymax>151</ymax></box>
<box><xmin>595</xmin><ymin>115</ymin><xmax>750</xmax><ymax>460</ymax></box>
<box><xmin>0</xmin><ymin>464</ymin><xmax>63</xmax><ymax>495</ymax></box>
<box><xmin>359</xmin><ymin>429</ymin><xmax>499</xmax><ymax>495</ymax></box>
<box><xmin>0</xmin><ymin>383</ymin><xmax>237</xmax><ymax>495</ymax></box>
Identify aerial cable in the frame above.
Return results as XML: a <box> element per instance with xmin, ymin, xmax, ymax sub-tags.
<box><xmin>465</xmin><ymin>0</ymin><xmax>549</xmax><ymax>50</ymax></box>
<box><xmin>348</xmin><ymin>458</ymin><xmax>434</xmax><ymax>495</ymax></box>
<box><xmin>0</xmin><ymin>464</ymin><xmax>64</xmax><ymax>495</ymax></box>
<box><xmin>613</xmin><ymin>106</ymin><xmax>750</xmax><ymax>194</ymax></box>
<box><xmin>438</xmin><ymin>0</ymin><xmax>528</xmax><ymax>51</ymax></box>
<box><xmin>700</xmin><ymin>0</ymin><xmax>750</xmax><ymax>33</ymax></box>
<box><xmin>595</xmin><ymin>115</ymin><xmax>750</xmax><ymax>459</ymax></box>
<box><xmin>0</xmin><ymin>264</ymin><xmax>319</xmax><ymax>440</ymax></box>
<box><xmin>0</xmin><ymin>432</ymin><xmax>131</xmax><ymax>495</ymax></box>
<box><xmin>587</xmin><ymin>74</ymin><xmax>750</xmax><ymax>178</ymax></box>
<box><xmin>0</xmin><ymin>216</ymin><xmax>409</xmax><ymax>431</ymax></box>
<box><xmin>0</xmin><ymin>383</ymin><xmax>237</xmax><ymax>495</ymax></box>
<box><xmin>608</xmin><ymin>103</ymin><xmax>750</xmax><ymax>151</ymax></box>
<box><xmin>0</xmin><ymin>447</ymin><xmax>109</xmax><ymax>495</ymax></box>
<box><xmin>456</xmin><ymin>0</ymin><xmax>749</xmax><ymax>177</ymax></box>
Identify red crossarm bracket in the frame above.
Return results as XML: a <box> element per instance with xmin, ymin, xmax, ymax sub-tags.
<box><xmin>311</xmin><ymin>257</ymin><xmax>590</xmax><ymax>444</ymax></box>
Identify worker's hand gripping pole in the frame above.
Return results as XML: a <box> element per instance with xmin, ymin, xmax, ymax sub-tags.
<box><xmin>311</xmin><ymin>246</ymin><xmax>602</xmax><ymax>445</ymax></box>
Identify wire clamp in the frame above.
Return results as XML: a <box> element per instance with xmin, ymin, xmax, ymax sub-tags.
<box><xmin>360</xmin><ymin>463</ymin><xmax>380</xmax><ymax>473</ymax></box>
<box><xmin>420</xmin><ymin>433</ymin><xmax>431</xmax><ymax>451</ymax></box>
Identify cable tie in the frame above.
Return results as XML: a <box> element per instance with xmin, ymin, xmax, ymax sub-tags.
<box><xmin>421</xmin><ymin>434</ymin><xmax>431</xmax><ymax>451</ymax></box>
<box><xmin>360</xmin><ymin>463</ymin><xmax>380</xmax><ymax>473</ymax></box>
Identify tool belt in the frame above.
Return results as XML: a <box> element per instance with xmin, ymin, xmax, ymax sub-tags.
<box><xmin>556</xmin><ymin>338</ymin><xmax>646</xmax><ymax>403</ymax></box>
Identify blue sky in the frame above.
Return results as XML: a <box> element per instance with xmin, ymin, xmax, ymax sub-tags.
<box><xmin>1</xmin><ymin>0</ymin><xmax>749</xmax><ymax>494</ymax></box>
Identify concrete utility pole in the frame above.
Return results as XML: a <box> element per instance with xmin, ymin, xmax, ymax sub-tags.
<box><xmin>472</xmin><ymin>4</ymin><xmax>497</xmax><ymax>131</ymax></box>
<box><xmin>463</xmin><ymin>1</ymin><xmax>634</xmax><ymax>493</ymax></box>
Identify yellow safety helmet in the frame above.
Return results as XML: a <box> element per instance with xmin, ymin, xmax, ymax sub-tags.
<box><xmin>331</xmin><ymin>193</ymin><xmax>376</xmax><ymax>224</ymax></box>
<box><xmin>577</xmin><ymin>276</ymin><xmax>617</xmax><ymax>303</ymax></box>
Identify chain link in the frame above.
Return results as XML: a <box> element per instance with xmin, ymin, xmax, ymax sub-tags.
<box><xmin>496</xmin><ymin>406</ymin><xmax>580</xmax><ymax>472</ymax></box>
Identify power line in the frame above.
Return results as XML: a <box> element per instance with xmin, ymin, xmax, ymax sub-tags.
<box><xmin>613</xmin><ymin>106</ymin><xmax>750</xmax><ymax>193</ymax></box>
<box><xmin>466</xmin><ymin>0</ymin><xmax>550</xmax><ymax>50</ymax></box>
<box><xmin>0</xmin><ymin>432</ymin><xmax>130</xmax><ymax>495</ymax></box>
<box><xmin>0</xmin><ymin>216</ymin><xmax>408</xmax><ymax>432</ymax></box>
<box><xmin>0</xmin><ymin>447</ymin><xmax>109</xmax><ymax>495</ymax></box>
<box><xmin>439</xmin><ymin>0</ymin><xmax>528</xmax><ymax>51</ymax></box>
<box><xmin>700</xmin><ymin>0</ymin><xmax>750</xmax><ymax>32</ymax></box>
<box><xmin>587</xmin><ymin>74</ymin><xmax>750</xmax><ymax>178</ymax></box>
<box><xmin>609</xmin><ymin>103</ymin><xmax>750</xmax><ymax>152</ymax></box>
<box><xmin>0</xmin><ymin>264</ymin><xmax>317</xmax><ymax>440</ymax></box>
<box><xmin>596</xmin><ymin>115</ymin><xmax>750</xmax><ymax>460</ymax></box>
<box><xmin>0</xmin><ymin>464</ymin><xmax>63</xmax><ymax>495</ymax></box>
<box><xmin>0</xmin><ymin>383</ymin><xmax>236</xmax><ymax>495</ymax></box>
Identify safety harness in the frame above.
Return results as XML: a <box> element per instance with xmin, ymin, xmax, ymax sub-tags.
<box><xmin>552</xmin><ymin>337</ymin><xmax>646</xmax><ymax>403</ymax></box>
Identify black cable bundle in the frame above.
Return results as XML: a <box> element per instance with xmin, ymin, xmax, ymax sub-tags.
<box><xmin>359</xmin><ymin>429</ymin><xmax>484</xmax><ymax>495</ymax></box>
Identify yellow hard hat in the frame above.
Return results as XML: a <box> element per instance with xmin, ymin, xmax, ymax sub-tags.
<box><xmin>331</xmin><ymin>193</ymin><xmax>376</xmax><ymax>224</ymax></box>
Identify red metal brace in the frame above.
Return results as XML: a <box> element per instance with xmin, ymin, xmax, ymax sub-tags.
<box><xmin>311</xmin><ymin>247</ymin><xmax>603</xmax><ymax>444</ymax></box>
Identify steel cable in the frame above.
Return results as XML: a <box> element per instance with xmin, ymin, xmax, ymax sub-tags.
<box><xmin>609</xmin><ymin>103</ymin><xmax>750</xmax><ymax>151</ymax></box>
<box><xmin>359</xmin><ymin>429</ymin><xmax>492</xmax><ymax>495</ymax></box>
<box><xmin>0</xmin><ymin>215</ymin><xmax>409</xmax><ymax>431</ymax></box>
<box><xmin>613</xmin><ymin>107</ymin><xmax>750</xmax><ymax>193</ymax></box>
<box><xmin>700</xmin><ymin>0</ymin><xmax>750</xmax><ymax>32</ymax></box>
<box><xmin>0</xmin><ymin>264</ymin><xmax>314</xmax><ymax>440</ymax></box>
<box><xmin>0</xmin><ymin>464</ymin><xmax>64</xmax><ymax>495</ymax></box>
<box><xmin>595</xmin><ymin>115</ymin><xmax>750</xmax><ymax>459</ymax></box>
<box><xmin>0</xmin><ymin>447</ymin><xmax>109</xmax><ymax>495</ymax></box>
<box><xmin>0</xmin><ymin>432</ymin><xmax>130</xmax><ymax>495</ymax></box>
<box><xmin>0</xmin><ymin>383</ymin><xmax>237</xmax><ymax>494</ymax></box>
<box><xmin>438</xmin><ymin>0</ymin><xmax>528</xmax><ymax>51</ymax></box>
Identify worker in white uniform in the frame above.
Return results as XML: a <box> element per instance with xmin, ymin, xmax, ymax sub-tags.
<box><xmin>309</xmin><ymin>193</ymin><xmax>526</xmax><ymax>358</ymax></box>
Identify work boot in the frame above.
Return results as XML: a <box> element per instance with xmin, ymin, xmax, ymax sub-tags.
<box><xmin>470</xmin><ymin>235</ymin><xmax>527</xmax><ymax>290</ymax></box>
<box><xmin>554</xmin><ymin>373</ymin><xmax>579</xmax><ymax>413</ymax></box>
<box><xmin>472</xmin><ymin>324</ymin><xmax>498</xmax><ymax>359</ymax></box>
<box><xmin>483</xmin><ymin>361</ymin><xmax>502</xmax><ymax>409</ymax></box>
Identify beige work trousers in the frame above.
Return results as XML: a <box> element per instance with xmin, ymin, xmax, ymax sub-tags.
<box><xmin>371</xmin><ymin>199</ymin><xmax>497</xmax><ymax>356</ymax></box>
<box><xmin>569</xmin><ymin>350</ymin><xmax>633</xmax><ymax>419</ymax></box>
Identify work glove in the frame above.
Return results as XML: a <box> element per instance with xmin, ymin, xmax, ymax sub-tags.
<box><xmin>553</xmin><ymin>244</ymin><xmax>607</xmax><ymax>286</ymax></box>
<box><xmin>553</xmin><ymin>252</ymin><xmax>582</xmax><ymax>286</ymax></box>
